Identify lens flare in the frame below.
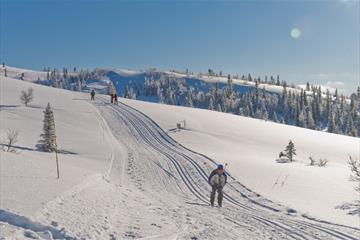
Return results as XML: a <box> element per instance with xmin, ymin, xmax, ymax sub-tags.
<box><xmin>290</xmin><ymin>28</ymin><xmax>301</xmax><ymax>39</ymax></box>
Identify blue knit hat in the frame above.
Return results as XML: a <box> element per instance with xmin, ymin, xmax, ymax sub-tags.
<box><xmin>217</xmin><ymin>164</ymin><xmax>224</xmax><ymax>170</ymax></box>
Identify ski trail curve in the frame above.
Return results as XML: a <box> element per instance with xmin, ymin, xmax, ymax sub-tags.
<box><xmin>93</xmin><ymin>96</ymin><xmax>360</xmax><ymax>240</ymax></box>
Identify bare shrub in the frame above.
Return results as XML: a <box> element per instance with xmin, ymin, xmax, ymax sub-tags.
<box><xmin>308</xmin><ymin>156</ymin><xmax>316</xmax><ymax>166</ymax></box>
<box><xmin>20</xmin><ymin>88</ymin><xmax>34</xmax><ymax>107</ymax></box>
<box><xmin>2</xmin><ymin>129</ymin><xmax>19</xmax><ymax>152</ymax></box>
<box><xmin>318</xmin><ymin>158</ymin><xmax>328</xmax><ymax>167</ymax></box>
<box><xmin>348</xmin><ymin>155</ymin><xmax>360</xmax><ymax>193</ymax></box>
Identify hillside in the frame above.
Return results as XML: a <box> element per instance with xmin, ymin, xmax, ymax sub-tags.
<box><xmin>1</xmin><ymin>74</ymin><xmax>359</xmax><ymax>239</ymax></box>
<box><xmin>0</xmin><ymin>65</ymin><xmax>297</xmax><ymax>98</ymax></box>
<box><xmin>124</xmin><ymin>98</ymin><xmax>360</xmax><ymax>227</ymax></box>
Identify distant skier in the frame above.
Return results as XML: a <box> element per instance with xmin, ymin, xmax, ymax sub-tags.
<box><xmin>208</xmin><ymin>164</ymin><xmax>227</xmax><ymax>207</ymax></box>
<box><xmin>90</xmin><ymin>90</ymin><xmax>95</xmax><ymax>101</ymax></box>
<box><xmin>110</xmin><ymin>94</ymin><xmax>114</xmax><ymax>104</ymax></box>
<box><xmin>114</xmin><ymin>93</ymin><xmax>118</xmax><ymax>105</ymax></box>
<box><xmin>108</xmin><ymin>81</ymin><xmax>116</xmax><ymax>104</ymax></box>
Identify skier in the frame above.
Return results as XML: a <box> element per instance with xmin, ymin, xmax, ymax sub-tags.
<box><xmin>108</xmin><ymin>82</ymin><xmax>116</xmax><ymax>104</ymax></box>
<box><xmin>110</xmin><ymin>94</ymin><xmax>113</xmax><ymax>104</ymax></box>
<box><xmin>90</xmin><ymin>90</ymin><xmax>95</xmax><ymax>101</ymax></box>
<box><xmin>114</xmin><ymin>93</ymin><xmax>118</xmax><ymax>105</ymax></box>
<box><xmin>208</xmin><ymin>164</ymin><xmax>227</xmax><ymax>207</ymax></box>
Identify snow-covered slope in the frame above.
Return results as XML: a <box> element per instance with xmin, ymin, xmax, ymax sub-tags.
<box><xmin>124</xmin><ymin>98</ymin><xmax>360</xmax><ymax>227</ymax></box>
<box><xmin>1</xmin><ymin>65</ymin><xmax>48</xmax><ymax>81</ymax></box>
<box><xmin>0</xmin><ymin>75</ymin><xmax>112</xmax><ymax>215</ymax></box>
<box><xmin>1</xmin><ymin>74</ymin><xmax>359</xmax><ymax>239</ymax></box>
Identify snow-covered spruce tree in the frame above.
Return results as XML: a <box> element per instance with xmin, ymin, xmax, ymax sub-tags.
<box><xmin>166</xmin><ymin>89</ymin><xmax>174</xmax><ymax>105</ymax></box>
<box><xmin>328</xmin><ymin>107</ymin><xmax>336</xmax><ymax>133</ymax></box>
<box><xmin>208</xmin><ymin>96</ymin><xmax>214</xmax><ymax>110</ymax></box>
<box><xmin>284</xmin><ymin>140</ymin><xmax>296</xmax><ymax>162</ymax></box>
<box><xmin>39</xmin><ymin>103</ymin><xmax>57</xmax><ymax>152</ymax></box>
<box><xmin>346</xmin><ymin>115</ymin><xmax>357</xmax><ymax>137</ymax></box>
<box><xmin>20</xmin><ymin>87</ymin><xmax>34</xmax><ymax>107</ymax></box>
<box><xmin>306</xmin><ymin>107</ymin><xmax>315</xmax><ymax>129</ymax></box>
<box><xmin>108</xmin><ymin>81</ymin><xmax>116</xmax><ymax>96</ymax></box>
<box><xmin>124</xmin><ymin>86</ymin><xmax>130</xmax><ymax>99</ymax></box>
<box><xmin>298</xmin><ymin>109</ymin><xmax>306</xmax><ymax>128</ymax></box>
<box><xmin>76</xmin><ymin>79</ymin><xmax>82</xmax><ymax>91</ymax></box>
<box><xmin>186</xmin><ymin>88</ymin><xmax>193</xmax><ymax>107</ymax></box>
<box><xmin>226</xmin><ymin>74</ymin><xmax>233</xmax><ymax>98</ymax></box>
<box><xmin>216</xmin><ymin>103</ymin><xmax>222</xmax><ymax>112</ymax></box>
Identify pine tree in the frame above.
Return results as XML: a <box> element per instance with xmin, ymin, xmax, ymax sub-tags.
<box><xmin>108</xmin><ymin>81</ymin><xmax>116</xmax><ymax>95</ymax></box>
<box><xmin>124</xmin><ymin>86</ymin><xmax>130</xmax><ymax>98</ymax></box>
<box><xmin>284</xmin><ymin>140</ymin><xmax>296</xmax><ymax>162</ymax></box>
<box><xmin>208</xmin><ymin>96</ymin><xmax>214</xmax><ymax>110</ymax></box>
<box><xmin>271</xmin><ymin>111</ymin><xmax>277</xmax><ymax>122</ymax></box>
<box><xmin>334</xmin><ymin>106</ymin><xmax>341</xmax><ymax>134</ymax></box>
<box><xmin>166</xmin><ymin>89</ymin><xmax>174</xmax><ymax>105</ymax></box>
<box><xmin>276</xmin><ymin>76</ymin><xmax>280</xmax><ymax>86</ymax></box>
<box><xmin>76</xmin><ymin>79</ymin><xmax>82</xmax><ymax>91</ymax></box>
<box><xmin>39</xmin><ymin>103</ymin><xmax>57</xmax><ymax>152</ymax></box>
<box><xmin>226</xmin><ymin>74</ymin><xmax>233</xmax><ymax>98</ymax></box>
<box><xmin>298</xmin><ymin>109</ymin><xmax>306</xmax><ymax>127</ymax></box>
<box><xmin>306</xmin><ymin>106</ymin><xmax>315</xmax><ymax>129</ymax></box>
<box><xmin>334</xmin><ymin>88</ymin><xmax>338</xmax><ymax>100</ymax></box>
<box><xmin>281</xmin><ymin>84</ymin><xmax>287</xmax><ymax>111</ymax></box>
<box><xmin>347</xmin><ymin>115</ymin><xmax>357</xmax><ymax>137</ymax></box>
<box><xmin>216</xmin><ymin>103</ymin><xmax>222</xmax><ymax>112</ymax></box>
<box><xmin>259</xmin><ymin>100</ymin><xmax>268</xmax><ymax>120</ymax></box>
<box><xmin>186</xmin><ymin>88</ymin><xmax>193</xmax><ymax>107</ymax></box>
<box><xmin>324</xmin><ymin>89</ymin><xmax>331</xmax><ymax>124</ymax></box>
<box><xmin>328</xmin><ymin>107</ymin><xmax>335</xmax><ymax>133</ymax></box>
<box><xmin>295</xmin><ymin>97</ymin><xmax>301</xmax><ymax>126</ymax></box>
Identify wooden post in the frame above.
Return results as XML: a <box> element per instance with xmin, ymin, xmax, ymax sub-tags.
<box><xmin>55</xmin><ymin>149</ymin><xmax>59</xmax><ymax>179</ymax></box>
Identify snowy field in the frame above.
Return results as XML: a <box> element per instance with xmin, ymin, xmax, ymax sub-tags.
<box><xmin>124</xmin><ymin>98</ymin><xmax>360</xmax><ymax>227</ymax></box>
<box><xmin>0</xmin><ymin>74</ymin><xmax>359</xmax><ymax>239</ymax></box>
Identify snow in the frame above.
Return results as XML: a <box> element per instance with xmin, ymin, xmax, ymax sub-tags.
<box><xmin>123</xmin><ymin>98</ymin><xmax>360</xmax><ymax>227</ymax></box>
<box><xmin>0</xmin><ymin>76</ymin><xmax>111</xmax><ymax>237</ymax></box>
<box><xmin>165</xmin><ymin>70</ymin><xmax>300</xmax><ymax>95</ymax></box>
<box><xmin>1</xmin><ymin>71</ymin><xmax>359</xmax><ymax>239</ymax></box>
<box><xmin>110</xmin><ymin>68</ymin><xmax>144</xmax><ymax>77</ymax></box>
<box><xmin>0</xmin><ymin>65</ymin><xmax>48</xmax><ymax>82</ymax></box>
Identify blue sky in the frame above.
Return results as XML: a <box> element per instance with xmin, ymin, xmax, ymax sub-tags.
<box><xmin>1</xmin><ymin>0</ymin><xmax>359</xmax><ymax>93</ymax></box>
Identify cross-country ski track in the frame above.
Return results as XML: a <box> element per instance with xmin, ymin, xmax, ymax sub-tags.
<box><xmin>32</xmin><ymin>95</ymin><xmax>359</xmax><ymax>240</ymax></box>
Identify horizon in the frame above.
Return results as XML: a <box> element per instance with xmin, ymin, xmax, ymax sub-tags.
<box><xmin>1</xmin><ymin>0</ymin><xmax>359</xmax><ymax>94</ymax></box>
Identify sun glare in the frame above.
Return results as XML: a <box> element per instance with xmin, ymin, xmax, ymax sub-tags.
<box><xmin>290</xmin><ymin>28</ymin><xmax>301</xmax><ymax>39</ymax></box>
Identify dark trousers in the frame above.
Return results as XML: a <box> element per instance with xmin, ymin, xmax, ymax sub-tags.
<box><xmin>210</xmin><ymin>185</ymin><xmax>223</xmax><ymax>206</ymax></box>
<box><xmin>91</xmin><ymin>95</ymin><xmax>95</xmax><ymax>100</ymax></box>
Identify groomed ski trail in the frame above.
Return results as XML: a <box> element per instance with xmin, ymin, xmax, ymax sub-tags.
<box><xmin>36</xmin><ymin>96</ymin><xmax>360</xmax><ymax>240</ymax></box>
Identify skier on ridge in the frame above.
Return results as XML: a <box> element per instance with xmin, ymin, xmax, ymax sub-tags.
<box><xmin>208</xmin><ymin>164</ymin><xmax>227</xmax><ymax>207</ymax></box>
<box><xmin>90</xmin><ymin>89</ymin><xmax>95</xmax><ymax>101</ymax></box>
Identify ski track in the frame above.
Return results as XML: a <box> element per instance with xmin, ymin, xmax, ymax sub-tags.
<box><xmin>31</xmin><ymin>96</ymin><xmax>359</xmax><ymax>240</ymax></box>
